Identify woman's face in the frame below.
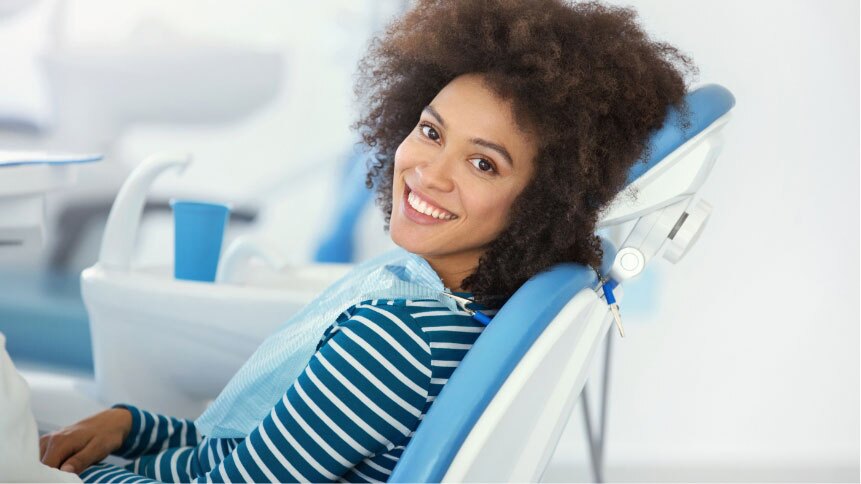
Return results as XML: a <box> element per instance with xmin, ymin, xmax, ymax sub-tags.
<box><xmin>390</xmin><ymin>73</ymin><xmax>538</xmax><ymax>284</ymax></box>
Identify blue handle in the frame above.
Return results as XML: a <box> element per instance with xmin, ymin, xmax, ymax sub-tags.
<box><xmin>472</xmin><ymin>311</ymin><xmax>493</xmax><ymax>325</ymax></box>
<box><xmin>602</xmin><ymin>279</ymin><xmax>619</xmax><ymax>305</ymax></box>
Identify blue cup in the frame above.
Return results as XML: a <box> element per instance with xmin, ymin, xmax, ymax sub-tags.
<box><xmin>170</xmin><ymin>199</ymin><xmax>231</xmax><ymax>282</ymax></box>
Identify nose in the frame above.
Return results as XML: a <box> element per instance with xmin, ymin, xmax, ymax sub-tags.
<box><xmin>415</xmin><ymin>152</ymin><xmax>456</xmax><ymax>193</ymax></box>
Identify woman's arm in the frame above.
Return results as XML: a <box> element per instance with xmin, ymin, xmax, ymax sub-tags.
<box><xmin>110</xmin><ymin>404</ymin><xmax>202</xmax><ymax>460</ymax></box>
<box><xmin>191</xmin><ymin>304</ymin><xmax>432</xmax><ymax>482</ymax></box>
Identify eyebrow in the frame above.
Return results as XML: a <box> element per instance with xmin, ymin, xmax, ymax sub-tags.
<box><xmin>422</xmin><ymin>105</ymin><xmax>515</xmax><ymax>168</ymax></box>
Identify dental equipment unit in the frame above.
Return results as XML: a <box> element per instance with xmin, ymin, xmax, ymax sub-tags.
<box><xmin>15</xmin><ymin>84</ymin><xmax>734</xmax><ymax>482</ymax></box>
<box><xmin>0</xmin><ymin>152</ymin><xmax>101</xmax><ymax>262</ymax></box>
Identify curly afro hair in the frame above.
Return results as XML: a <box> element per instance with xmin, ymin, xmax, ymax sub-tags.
<box><xmin>352</xmin><ymin>0</ymin><xmax>698</xmax><ymax>308</ymax></box>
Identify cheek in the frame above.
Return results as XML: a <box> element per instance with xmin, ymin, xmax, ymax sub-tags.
<box><xmin>491</xmin><ymin>188</ymin><xmax>526</xmax><ymax>231</ymax></box>
<box><xmin>393</xmin><ymin>142</ymin><xmax>406</xmax><ymax>171</ymax></box>
<box><xmin>467</xmin><ymin>191</ymin><xmax>514</xmax><ymax>228</ymax></box>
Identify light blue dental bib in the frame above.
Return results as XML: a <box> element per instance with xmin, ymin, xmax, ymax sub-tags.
<box><xmin>195</xmin><ymin>248</ymin><xmax>458</xmax><ymax>438</ymax></box>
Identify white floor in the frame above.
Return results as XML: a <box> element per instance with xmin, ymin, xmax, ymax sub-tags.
<box><xmin>541</xmin><ymin>463</ymin><xmax>860</xmax><ymax>483</ymax></box>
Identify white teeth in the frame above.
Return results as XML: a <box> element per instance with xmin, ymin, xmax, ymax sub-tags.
<box><xmin>407</xmin><ymin>189</ymin><xmax>455</xmax><ymax>220</ymax></box>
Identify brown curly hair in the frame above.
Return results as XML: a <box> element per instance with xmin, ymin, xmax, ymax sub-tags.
<box><xmin>352</xmin><ymin>0</ymin><xmax>698</xmax><ymax>308</ymax></box>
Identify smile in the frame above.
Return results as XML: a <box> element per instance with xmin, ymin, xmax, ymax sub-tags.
<box><xmin>403</xmin><ymin>186</ymin><xmax>458</xmax><ymax>223</ymax></box>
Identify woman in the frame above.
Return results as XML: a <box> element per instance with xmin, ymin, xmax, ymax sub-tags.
<box><xmin>40</xmin><ymin>0</ymin><xmax>695</xmax><ymax>481</ymax></box>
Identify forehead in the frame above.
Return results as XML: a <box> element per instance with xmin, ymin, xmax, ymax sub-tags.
<box><xmin>428</xmin><ymin>74</ymin><xmax>535</xmax><ymax>152</ymax></box>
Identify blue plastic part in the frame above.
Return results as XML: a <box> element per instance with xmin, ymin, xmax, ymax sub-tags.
<box><xmin>603</xmin><ymin>279</ymin><xmax>618</xmax><ymax>305</ymax></box>
<box><xmin>171</xmin><ymin>200</ymin><xmax>231</xmax><ymax>282</ymax></box>
<box><xmin>390</xmin><ymin>239</ymin><xmax>617</xmax><ymax>482</ymax></box>
<box><xmin>625</xmin><ymin>84</ymin><xmax>735</xmax><ymax>186</ymax></box>
<box><xmin>471</xmin><ymin>311</ymin><xmax>493</xmax><ymax>325</ymax></box>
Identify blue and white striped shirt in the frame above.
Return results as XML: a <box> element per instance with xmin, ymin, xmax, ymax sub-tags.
<box><xmin>80</xmin><ymin>296</ymin><xmax>490</xmax><ymax>483</ymax></box>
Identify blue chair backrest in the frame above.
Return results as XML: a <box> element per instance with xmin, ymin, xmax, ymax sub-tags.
<box><xmin>389</xmin><ymin>84</ymin><xmax>735</xmax><ymax>482</ymax></box>
<box><xmin>626</xmin><ymin>84</ymin><xmax>735</xmax><ymax>185</ymax></box>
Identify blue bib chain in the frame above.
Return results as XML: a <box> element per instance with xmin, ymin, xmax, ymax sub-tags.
<box><xmin>600</xmin><ymin>277</ymin><xmax>625</xmax><ymax>337</ymax></box>
<box><xmin>440</xmin><ymin>273</ymin><xmax>623</xmax><ymax>332</ymax></box>
<box><xmin>440</xmin><ymin>291</ymin><xmax>493</xmax><ymax>325</ymax></box>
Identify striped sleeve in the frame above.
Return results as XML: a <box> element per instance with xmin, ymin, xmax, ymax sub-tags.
<box><xmin>193</xmin><ymin>303</ymin><xmax>432</xmax><ymax>483</ymax></box>
<box><xmin>111</xmin><ymin>404</ymin><xmax>202</xmax><ymax>459</ymax></box>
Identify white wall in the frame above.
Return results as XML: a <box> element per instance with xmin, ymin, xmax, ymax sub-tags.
<box><xmin>545</xmin><ymin>1</ymin><xmax>860</xmax><ymax>481</ymax></box>
<box><xmin>1</xmin><ymin>0</ymin><xmax>857</xmax><ymax>481</ymax></box>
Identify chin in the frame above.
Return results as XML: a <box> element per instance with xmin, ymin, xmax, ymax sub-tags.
<box><xmin>389</xmin><ymin>224</ymin><xmax>423</xmax><ymax>255</ymax></box>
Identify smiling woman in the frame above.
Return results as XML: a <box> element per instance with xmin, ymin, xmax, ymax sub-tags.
<box><xmin>355</xmin><ymin>0</ymin><xmax>697</xmax><ymax>307</ymax></box>
<box><xmin>38</xmin><ymin>1</ymin><xmax>698</xmax><ymax>482</ymax></box>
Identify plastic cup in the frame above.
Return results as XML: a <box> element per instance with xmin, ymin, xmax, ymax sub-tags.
<box><xmin>170</xmin><ymin>199</ymin><xmax>231</xmax><ymax>282</ymax></box>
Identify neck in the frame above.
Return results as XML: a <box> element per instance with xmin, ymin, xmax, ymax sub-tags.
<box><xmin>420</xmin><ymin>251</ymin><xmax>481</xmax><ymax>293</ymax></box>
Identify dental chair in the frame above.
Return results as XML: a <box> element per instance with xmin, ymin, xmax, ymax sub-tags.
<box><xmin>21</xmin><ymin>83</ymin><xmax>734</xmax><ymax>482</ymax></box>
<box><xmin>389</xmin><ymin>83</ymin><xmax>735</xmax><ymax>482</ymax></box>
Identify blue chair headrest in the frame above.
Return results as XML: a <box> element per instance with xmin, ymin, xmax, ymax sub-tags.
<box><xmin>626</xmin><ymin>84</ymin><xmax>735</xmax><ymax>186</ymax></box>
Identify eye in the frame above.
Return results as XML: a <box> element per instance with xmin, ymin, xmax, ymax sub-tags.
<box><xmin>418</xmin><ymin>121</ymin><xmax>497</xmax><ymax>176</ymax></box>
<box><xmin>469</xmin><ymin>157</ymin><xmax>497</xmax><ymax>175</ymax></box>
<box><xmin>419</xmin><ymin>123</ymin><xmax>440</xmax><ymax>141</ymax></box>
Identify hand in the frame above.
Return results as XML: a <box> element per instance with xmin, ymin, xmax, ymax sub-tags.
<box><xmin>39</xmin><ymin>408</ymin><xmax>132</xmax><ymax>475</ymax></box>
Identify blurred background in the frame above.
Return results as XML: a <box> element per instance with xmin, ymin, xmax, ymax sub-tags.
<box><xmin>0</xmin><ymin>0</ymin><xmax>857</xmax><ymax>481</ymax></box>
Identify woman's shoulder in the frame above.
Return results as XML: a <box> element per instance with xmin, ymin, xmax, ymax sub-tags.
<box><xmin>317</xmin><ymin>298</ymin><xmax>441</xmax><ymax>354</ymax></box>
<box><xmin>329</xmin><ymin>297</ymin><xmax>483</xmax><ymax>331</ymax></box>
<box><xmin>350</xmin><ymin>296</ymin><xmax>489</xmax><ymax>334</ymax></box>
<box><xmin>318</xmin><ymin>296</ymin><xmax>490</xmax><ymax>351</ymax></box>
<box><xmin>315</xmin><ymin>297</ymin><xmax>489</xmax><ymax>376</ymax></box>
